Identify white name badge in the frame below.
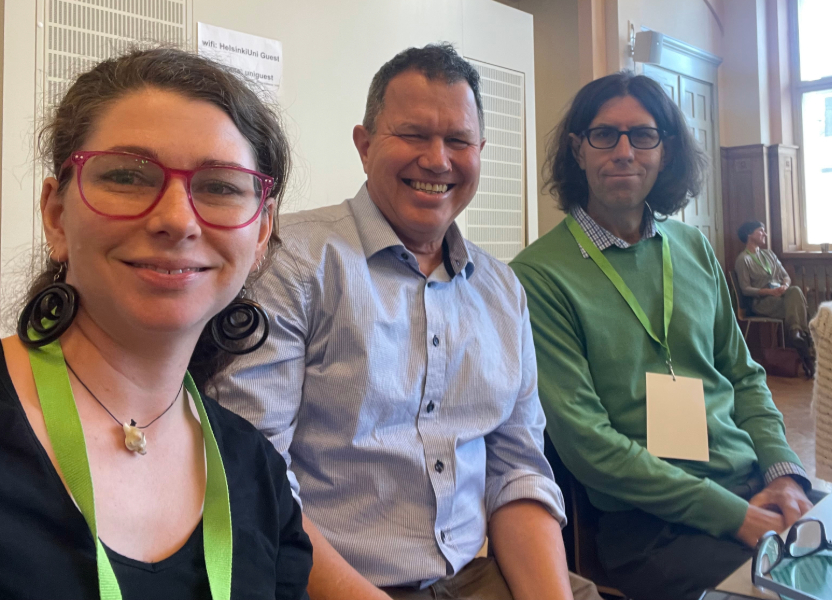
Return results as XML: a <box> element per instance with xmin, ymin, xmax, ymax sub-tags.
<box><xmin>646</xmin><ymin>372</ymin><xmax>710</xmax><ymax>462</ymax></box>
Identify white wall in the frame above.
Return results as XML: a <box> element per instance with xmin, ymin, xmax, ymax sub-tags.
<box><xmin>0</xmin><ymin>0</ymin><xmax>537</xmax><ymax>323</ymax></box>
<box><xmin>459</xmin><ymin>0</ymin><xmax>537</xmax><ymax>243</ymax></box>
<box><xmin>201</xmin><ymin>0</ymin><xmax>537</xmax><ymax>228</ymax></box>
<box><xmin>610</xmin><ymin>0</ymin><xmax>724</xmax><ymax>71</ymax></box>
<box><xmin>720</xmin><ymin>0</ymin><xmax>769</xmax><ymax>147</ymax></box>
<box><xmin>192</xmin><ymin>0</ymin><xmax>465</xmax><ymax>214</ymax></box>
<box><xmin>1</xmin><ymin>0</ymin><xmax>39</xmax><ymax>316</ymax></box>
<box><xmin>497</xmin><ymin>0</ymin><xmax>580</xmax><ymax>237</ymax></box>
<box><xmin>194</xmin><ymin>0</ymin><xmax>537</xmax><ymax>233</ymax></box>
<box><xmin>525</xmin><ymin>0</ymin><xmax>579</xmax><ymax>237</ymax></box>
<box><xmin>500</xmin><ymin>0</ymin><xmax>727</xmax><ymax>237</ymax></box>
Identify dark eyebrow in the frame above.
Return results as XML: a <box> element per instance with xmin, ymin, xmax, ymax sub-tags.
<box><xmin>104</xmin><ymin>146</ymin><xmax>248</xmax><ymax>169</ymax></box>
<box><xmin>200</xmin><ymin>159</ymin><xmax>249</xmax><ymax>169</ymax></box>
<box><xmin>590</xmin><ymin>123</ymin><xmax>657</xmax><ymax>130</ymax></box>
<box><xmin>106</xmin><ymin>145</ymin><xmax>159</xmax><ymax>159</ymax></box>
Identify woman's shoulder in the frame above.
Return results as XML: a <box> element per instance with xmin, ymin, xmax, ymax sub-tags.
<box><xmin>199</xmin><ymin>394</ymin><xmax>297</xmax><ymax>552</ymax></box>
<box><xmin>734</xmin><ymin>250</ymin><xmax>752</xmax><ymax>270</ymax></box>
<box><xmin>761</xmin><ymin>248</ymin><xmax>782</xmax><ymax>262</ymax></box>
<box><xmin>201</xmin><ymin>395</ymin><xmax>269</xmax><ymax>447</ymax></box>
<box><xmin>200</xmin><ymin>394</ymin><xmax>287</xmax><ymax>476</ymax></box>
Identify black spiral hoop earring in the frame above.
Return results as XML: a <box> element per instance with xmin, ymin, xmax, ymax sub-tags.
<box><xmin>209</xmin><ymin>289</ymin><xmax>270</xmax><ymax>355</ymax></box>
<box><xmin>17</xmin><ymin>263</ymin><xmax>80</xmax><ymax>348</ymax></box>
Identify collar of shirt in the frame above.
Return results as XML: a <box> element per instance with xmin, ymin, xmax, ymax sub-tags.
<box><xmin>570</xmin><ymin>205</ymin><xmax>659</xmax><ymax>258</ymax></box>
<box><xmin>349</xmin><ymin>183</ymin><xmax>475</xmax><ymax>279</ymax></box>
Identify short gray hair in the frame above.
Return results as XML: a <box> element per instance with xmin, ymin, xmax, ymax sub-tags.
<box><xmin>362</xmin><ymin>43</ymin><xmax>484</xmax><ymax>136</ymax></box>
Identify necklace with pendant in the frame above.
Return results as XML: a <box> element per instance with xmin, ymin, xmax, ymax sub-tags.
<box><xmin>64</xmin><ymin>361</ymin><xmax>184</xmax><ymax>455</ymax></box>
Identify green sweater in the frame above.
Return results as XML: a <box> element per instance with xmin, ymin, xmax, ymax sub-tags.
<box><xmin>510</xmin><ymin>218</ymin><xmax>801</xmax><ymax>538</ymax></box>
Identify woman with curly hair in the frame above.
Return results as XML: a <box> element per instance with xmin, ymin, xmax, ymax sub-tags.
<box><xmin>0</xmin><ymin>48</ymin><xmax>311</xmax><ymax>599</ymax></box>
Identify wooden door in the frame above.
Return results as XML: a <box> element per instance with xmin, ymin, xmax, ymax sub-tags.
<box><xmin>642</xmin><ymin>64</ymin><xmax>722</xmax><ymax>263</ymax></box>
<box><xmin>680</xmin><ymin>76</ymin><xmax>719</xmax><ymax>258</ymax></box>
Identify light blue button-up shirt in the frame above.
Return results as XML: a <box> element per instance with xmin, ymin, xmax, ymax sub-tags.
<box><xmin>213</xmin><ymin>185</ymin><xmax>565</xmax><ymax>588</ymax></box>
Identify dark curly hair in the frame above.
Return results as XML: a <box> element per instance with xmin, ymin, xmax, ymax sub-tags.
<box><xmin>737</xmin><ymin>220</ymin><xmax>764</xmax><ymax>243</ymax></box>
<box><xmin>363</xmin><ymin>42</ymin><xmax>484</xmax><ymax>136</ymax></box>
<box><xmin>30</xmin><ymin>46</ymin><xmax>291</xmax><ymax>388</ymax></box>
<box><xmin>544</xmin><ymin>71</ymin><xmax>707</xmax><ymax>222</ymax></box>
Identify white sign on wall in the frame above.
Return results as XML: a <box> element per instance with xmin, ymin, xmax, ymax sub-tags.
<box><xmin>197</xmin><ymin>22</ymin><xmax>283</xmax><ymax>102</ymax></box>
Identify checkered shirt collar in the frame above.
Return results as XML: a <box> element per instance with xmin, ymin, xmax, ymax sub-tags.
<box><xmin>570</xmin><ymin>206</ymin><xmax>659</xmax><ymax>258</ymax></box>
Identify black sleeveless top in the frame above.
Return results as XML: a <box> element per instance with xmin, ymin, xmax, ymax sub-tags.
<box><xmin>0</xmin><ymin>344</ymin><xmax>312</xmax><ymax>599</ymax></box>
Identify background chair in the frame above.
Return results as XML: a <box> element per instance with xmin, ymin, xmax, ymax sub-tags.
<box><xmin>728</xmin><ymin>271</ymin><xmax>785</xmax><ymax>348</ymax></box>
<box><xmin>544</xmin><ymin>433</ymin><xmax>627</xmax><ymax>599</ymax></box>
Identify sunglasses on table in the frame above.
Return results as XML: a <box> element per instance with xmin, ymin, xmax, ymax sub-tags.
<box><xmin>752</xmin><ymin>518</ymin><xmax>831</xmax><ymax>600</ymax></box>
<box><xmin>60</xmin><ymin>151</ymin><xmax>275</xmax><ymax>229</ymax></box>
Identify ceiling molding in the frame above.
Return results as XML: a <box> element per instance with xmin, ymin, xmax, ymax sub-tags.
<box><xmin>663</xmin><ymin>34</ymin><xmax>723</xmax><ymax>66</ymax></box>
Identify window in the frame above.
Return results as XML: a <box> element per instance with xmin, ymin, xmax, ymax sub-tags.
<box><xmin>794</xmin><ymin>0</ymin><xmax>832</xmax><ymax>246</ymax></box>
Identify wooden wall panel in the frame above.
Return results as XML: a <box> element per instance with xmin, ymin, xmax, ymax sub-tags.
<box><xmin>783</xmin><ymin>258</ymin><xmax>832</xmax><ymax>320</ymax></box>
<box><xmin>721</xmin><ymin>144</ymin><xmax>770</xmax><ymax>269</ymax></box>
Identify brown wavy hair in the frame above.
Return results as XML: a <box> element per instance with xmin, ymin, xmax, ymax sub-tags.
<box><xmin>29</xmin><ymin>46</ymin><xmax>291</xmax><ymax>388</ymax></box>
<box><xmin>544</xmin><ymin>71</ymin><xmax>707</xmax><ymax>223</ymax></box>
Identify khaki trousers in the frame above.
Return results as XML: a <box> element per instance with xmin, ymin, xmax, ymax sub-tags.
<box><xmin>381</xmin><ymin>557</ymin><xmax>602</xmax><ymax>600</ymax></box>
<box><xmin>752</xmin><ymin>286</ymin><xmax>809</xmax><ymax>334</ymax></box>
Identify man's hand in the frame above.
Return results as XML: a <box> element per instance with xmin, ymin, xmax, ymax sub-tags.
<box><xmin>735</xmin><ymin>504</ymin><xmax>786</xmax><ymax>547</ymax></box>
<box><xmin>749</xmin><ymin>476</ymin><xmax>813</xmax><ymax>528</ymax></box>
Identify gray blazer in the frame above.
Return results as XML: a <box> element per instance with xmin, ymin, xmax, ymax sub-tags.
<box><xmin>734</xmin><ymin>248</ymin><xmax>789</xmax><ymax>298</ymax></box>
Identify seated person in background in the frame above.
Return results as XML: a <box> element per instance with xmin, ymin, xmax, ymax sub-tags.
<box><xmin>214</xmin><ymin>43</ymin><xmax>599</xmax><ymax>600</ymax></box>
<box><xmin>510</xmin><ymin>72</ymin><xmax>816</xmax><ymax>600</ymax></box>
<box><xmin>735</xmin><ymin>220</ymin><xmax>814</xmax><ymax>375</ymax></box>
<box><xmin>0</xmin><ymin>48</ymin><xmax>311</xmax><ymax>598</ymax></box>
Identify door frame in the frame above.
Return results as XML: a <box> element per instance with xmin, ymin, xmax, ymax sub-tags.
<box><xmin>637</xmin><ymin>29</ymin><xmax>725</xmax><ymax>265</ymax></box>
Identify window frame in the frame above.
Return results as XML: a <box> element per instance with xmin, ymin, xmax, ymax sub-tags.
<box><xmin>790</xmin><ymin>0</ymin><xmax>832</xmax><ymax>251</ymax></box>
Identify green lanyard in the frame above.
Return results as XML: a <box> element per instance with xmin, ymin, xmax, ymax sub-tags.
<box><xmin>565</xmin><ymin>214</ymin><xmax>675</xmax><ymax>376</ymax></box>
<box><xmin>27</xmin><ymin>341</ymin><xmax>233</xmax><ymax>600</ymax></box>
<box><xmin>744</xmin><ymin>248</ymin><xmax>772</xmax><ymax>275</ymax></box>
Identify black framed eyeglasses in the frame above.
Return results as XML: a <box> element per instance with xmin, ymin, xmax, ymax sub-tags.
<box><xmin>752</xmin><ymin>519</ymin><xmax>830</xmax><ymax>600</ymax></box>
<box><xmin>583</xmin><ymin>126</ymin><xmax>664</xmax><ymax>150</ymax></box>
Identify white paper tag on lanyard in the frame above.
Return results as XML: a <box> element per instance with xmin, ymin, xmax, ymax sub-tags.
<box><xmin>646</xmin><ymin>372</ymin><xmax>710</xmax><ymax>462</ymax></box>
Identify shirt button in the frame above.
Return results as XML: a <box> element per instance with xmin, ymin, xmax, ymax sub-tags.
<box><xmin>434</xmin><ymin>460</ymin><xmax>444</xmax><ymax>473</ymax></box>
<box><xmin>426</xmin><ymin>401</ymin><xmax>435</xmax><ymax>413</ymax></box>
<box><xmin>432</xmin><ymin>335</ymin><xmax>439</xmax><ymax>347</ymax></box>
<box><xmin>401</xmin><ymin>252</ymin><xmax>408</xmax><ymax>260</ymax></box>
<box><xmin>440</xmin><ymin>531</ymin><xmax>446</xmax><ymax>542</ymax></box>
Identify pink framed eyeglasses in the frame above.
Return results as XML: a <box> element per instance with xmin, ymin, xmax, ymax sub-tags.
<box><xmin>60</xmin><ymin>151</ymin><xmax>276</xmax><ymax>229</ymax></box>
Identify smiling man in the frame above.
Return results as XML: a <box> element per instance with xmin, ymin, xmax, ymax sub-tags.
<box><xmin>510</xmin><ymin>72</ymin><xmax>817</xmax><ymax>600</ymax></box>
<box><xmin>214</xmin><ymin>44</ymin><xmax>593</xmax><ymax>600</ymax></box>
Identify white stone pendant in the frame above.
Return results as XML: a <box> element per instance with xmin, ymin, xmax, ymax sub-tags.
<box><xmin>123</xmin><ymin>421</ymin><xmax>147</xmax><ymax>455</ymax></box>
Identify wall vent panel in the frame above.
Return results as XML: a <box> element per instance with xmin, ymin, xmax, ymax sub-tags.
<box><xmin>43</xmin><ymin>0</ymin><xmax>189</xmax><ymax>109</ymax></box>
<box><xmin>28</xmin><ymin>0</ymin><xmax>191</xmax><ymax>250</ymax></box>
<box><xmin>464</xmin><ymin>60</ymin><xmax>525</xmax><ymax>264</ymax></box>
